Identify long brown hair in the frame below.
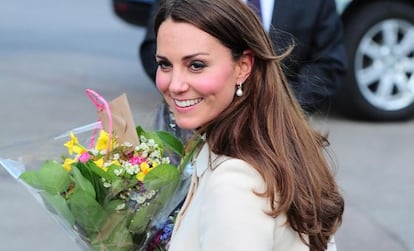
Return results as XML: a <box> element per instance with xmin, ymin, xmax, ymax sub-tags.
<box><xmin>154</xmin><ymin>0</ymin><xmax>344</xmax><ymax>250</ymax></box>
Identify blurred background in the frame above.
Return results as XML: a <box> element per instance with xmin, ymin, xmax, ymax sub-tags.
<box><xmin>0</xmin><ymin>0</ymin><xmax>413</xmax><ymax>250</ymax></box>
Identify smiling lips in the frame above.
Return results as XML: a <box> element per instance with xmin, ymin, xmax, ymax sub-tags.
<box><xmin>174</xmin><ymin>98</ymin><xmax>203</xmax><ymax>108</ymax></box>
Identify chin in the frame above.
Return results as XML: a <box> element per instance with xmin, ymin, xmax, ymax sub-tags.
<box><xmin>176</xmin><ymin>123</ymin><xmax>195</xmax><ymax>130</ymax></box>
<box><xmin>176</xmin><ymin>120</ymin><xmax>198</xmax><ymax>131</ymax></box>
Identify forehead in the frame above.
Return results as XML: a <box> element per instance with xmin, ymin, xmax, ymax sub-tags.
<box><xmin>156</xmin><ymin>19</ymin><xmax>228</xmax><ymax>56</ymax></box>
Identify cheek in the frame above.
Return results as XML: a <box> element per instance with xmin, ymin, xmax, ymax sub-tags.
<box><xmin>196</xmin><ymin>68</ymin><xmax>235</xmax><ymax>95</ymax></box>
<box><xmin>155</xmin><ymin>72</ymin><xmax>169</xmax><ymax>93</ymax></box>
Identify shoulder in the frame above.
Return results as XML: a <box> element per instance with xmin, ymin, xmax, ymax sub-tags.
<box><xmin>194</xmin><ymin>144</ymin><xmax>267</xmax><ymax>203</ymax></box>
<box><xmin>200</xmin><ymin>156</ymin><xmax>269</xmax><ymax>210</ymax></box>
<box><xmin>198</xmin><ymin>156</ymin><xmax>309</xmax><ymax>251</ymax></box>
<box><xmin>209</xmin><ymin>156</ymin><xmax>266</xmax><ymax>191</ymax></box>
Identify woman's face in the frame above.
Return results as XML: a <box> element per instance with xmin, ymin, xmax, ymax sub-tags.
<box><xmin>155</xmin><ymin>19</ymin><xmax>245</xmax><ymax>130</ymax></box>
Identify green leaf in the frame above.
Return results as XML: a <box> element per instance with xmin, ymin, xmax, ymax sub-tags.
<box><xmin>137</xmin><ymin>126</ymin><xmax>164</xmax><ymax>147</ymax></box>
<box><xmin>20</xmin><ymin>160</ymin><xmax>71</xmax><ymax>194</ymax></box>
<box><xmin>128</xmin><ymin>164</ymin><xmax>181</xmax><ymax>235</ymax></box>
<box><xmin>91</xmin><ymin>212</ymin><xmax>134</xmax><ymax>251</ymax></box>
<box><xmin>143</xmin><ymin>164</ymin><xmax>181</xmax><ymax>215</ymax></box>
<box><xmin>103</xmin><ymin>199</ymin><xmax>125</xmax><ymax>213</ymax></box>
<box><xmin>137</xmin><ymin>125</ymin><xmax>185</xmax><ymax>157</ymax></box>
<box><xmin>105</xmin><ymin>164</ymin><xmax>124</xmax><ymax>181</ymax></box>
<box><xmin>69</xmin><ymin>188</ymin><xmax>107</xmax><ymax>235</ymax></box>
<box><xmin>156</xmin><ymin>130</ymin><xmax>184</xmax><ymax>156</ymax></box>
<box><xmin>76</xmin><ymin>162</ymin><xmax>107</xmax><ymax>204</ymax></box>
<box><xmin>144</xmin><ymin>164</ymin><xmax>180</xmax><ymax>191</ymax></box>
<box><xmin>107</xmin><ymin>178</ymin><xmax>136</xmax><ymax>200</ymax></box>
<box><xmin>84</xmin><ymin>160</ymin><xmax>112</xmax><ymax>181</ymax></box>
<box><xmin>71</xmin><ymin>165</ymin><xmax>96</xmax><ymax>198</ymax></box>
<box><xmin>128</xmin><ymin>203</ymin><xmax>156</xmax><ymax>234</ymax></box>
<box><xmin>41</xmin><ymin>192</ymin><xmax>75</xmax><ymax>227</ymax></box>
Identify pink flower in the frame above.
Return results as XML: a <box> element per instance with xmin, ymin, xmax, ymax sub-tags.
<box><xmin>79</xmin><ymin>152</ymin><xmax>91</xmax><ymax>163</ymax></box>
<box><xmin>130</xmin><ymin>156</ymin><xmax>146</xmax><ymax>165</ymax></box>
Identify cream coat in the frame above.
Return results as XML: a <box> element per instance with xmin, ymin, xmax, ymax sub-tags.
<box><xmin>168</xmin><ymin>143</ymin><xmax>314</xmax><ymax>251</ymax></box>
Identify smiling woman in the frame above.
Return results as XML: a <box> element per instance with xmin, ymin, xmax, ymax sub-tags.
<box><xmin>152</xmin><ymin>1</ymin><xmax>344</xmax><ymax>251</ymax></box>
<box><xmin>155</xmin><ymin>20</ymin><xmax>251</xmax><ymax>130</ymax></box>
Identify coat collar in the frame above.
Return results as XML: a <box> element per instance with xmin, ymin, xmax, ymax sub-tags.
<box><xmin>194</xmin><ymin>143</ymin><xmax>231</xmax><ymax>177</ymax></box>
<box><xmin>195</xmin><ymin>143</ymin><xmax>210</xmax><ymax>177</ymax></box>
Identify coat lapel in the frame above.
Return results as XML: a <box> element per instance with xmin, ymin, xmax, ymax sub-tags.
<box><xmin>195</xmin><ymin>143</ymin><xmax>209</xmax><ymax>177</ymax></box>
<box><xmin>171</xmin><ymin>143</ymin><xmax>208</xmax><ymax>236</ymax></box>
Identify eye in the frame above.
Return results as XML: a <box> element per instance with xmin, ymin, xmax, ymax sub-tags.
<box><xmin>189</xmin><ymin>61</ymin><xmax>206</xmax><ymax>71</ymax></box>
<box><xmin>157</xmin><ymin>60</ymin><xmax>172</xmax><ymax>70</ymax></box>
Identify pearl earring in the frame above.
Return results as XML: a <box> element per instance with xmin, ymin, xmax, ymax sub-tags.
<box><xmin>236</xmin><ymin>82</ymin><xmax>243</xmax><ymax>97</ymax></box>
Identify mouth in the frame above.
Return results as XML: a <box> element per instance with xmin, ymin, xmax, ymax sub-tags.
<box><xmin>174</xmin><ymin>98</ymin><xmax>203</xmax><ymax>108</ymax></box>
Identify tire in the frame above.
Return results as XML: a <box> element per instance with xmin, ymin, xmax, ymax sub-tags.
<box><xmin>335</xmin><ymin>1</ymin><xmax>414</xmax><ymax>121</ymax></box>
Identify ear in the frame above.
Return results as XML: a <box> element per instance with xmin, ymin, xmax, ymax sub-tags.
<box><xmin>236</xmin><ymin>50</ymin><xmax>254</xmax><ymax>84</ymax></box>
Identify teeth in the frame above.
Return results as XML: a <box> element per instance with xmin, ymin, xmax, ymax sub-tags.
<box><xmin>175</xmin><ymin>98</ymin><xmax>202</xmax><ymax>108</ymax></box>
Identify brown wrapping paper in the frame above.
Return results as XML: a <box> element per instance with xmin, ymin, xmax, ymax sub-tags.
<box><xmin>98</xmin><ymin>93</ymin><xmax>139</xmax><ymax>146</ymax></box>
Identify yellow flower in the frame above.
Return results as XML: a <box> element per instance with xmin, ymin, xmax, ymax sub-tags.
<box><xmin>75</xmin><ymin>146</ymin><xmax>86</xmax><ymax>155</ymax></box>
<box><xmin>110</xmin><ymin>160</ymin><xmax>121</xmax><ymax>166</ymax></box>
<box><xmin>140</xmin><ymin>162</ymin><xmax>151</xmax><ymax>174</ymax></box>
<box><xmin>95</xmin><ymin>130</ymin><xmax>110</xmax><ymax>152</ymax></box>
<box><xmin>64</xmin><ymin>132</ymin><xmax>83</xmax><ymax>155</ymax></box>
<box><xmin>136</xmin><ymin>162</ymin><xmax>154</xmax><ymax>181</ymax></box>
<box><xmin>94</xmin><ymin>158</ymin><xmax>104</xmax><ymax>168</ymax></box>
<box><xmin>63</xmin><ymin>158</ymin><xmax>75</xmax><ymax>172</ymax></box>
<box><xmin>136</xmin><ymin>172</ymin><xmax>145</xmax><ymax>182</ymax></box>
<box><xmin>63</xmin><ymin>132</ymin><xmax>85</xmax><ymax>155</ymax></box>
<box><xmin>93</xmin><ymin>158</ymin><xmax>108</xmax><ymax>172</ymax></box>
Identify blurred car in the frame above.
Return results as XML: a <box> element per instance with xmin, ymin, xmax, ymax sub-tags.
<box><xmin>113</xmin><ymin>0</ymin><xmax>414</xmax><ymax>121</ymax></box>
<box><xmin>113</xmin><ymin>0</ymin><xmax>152</xmax><ymax>26</ymax></box>
<box><xmin>336</xmin><ymin>0</ymin><xmax>414</xmax><ymax>121</ymax></box>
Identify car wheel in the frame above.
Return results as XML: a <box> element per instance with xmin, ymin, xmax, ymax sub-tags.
<box><xmin>336</xmin><ymin>1</ymin><xmax>414</xmax><ymax>121</ymax></box>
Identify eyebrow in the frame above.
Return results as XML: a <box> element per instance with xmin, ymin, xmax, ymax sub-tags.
<box><xmin>156</xmin><ymin>52</ymin><xmax>210</xmax><ymax>61</ymax></box>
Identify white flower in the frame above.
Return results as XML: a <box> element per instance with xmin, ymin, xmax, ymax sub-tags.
<box><xmin>116</xmin><ymin>203</ymin><xmax>126</xmax><ymax>211</ymax></box>
<box><xmin>140</xmin><ymin>135</ymin><xmax>150</xmax><ymax>144</ymax></box>
<box><xmin>162</xmin><ymin>157</ymin><xmax>170</xmax><ymax>164</ymax></box>
<box><xmin>114</xmin><ymin>168</ymin><xmax>124</xmax><ymax>176</ymax></box>
<box><xmin>141</xmin><ymin>150</ymin><xmax>149</xmax><ymax>158</ymax></box>
<box><xmin>147</xmin><ymin>139</ymin><xmax>156</xmax><ymax>146</ymax></box>
<box><xmin>149</xmin><ymin>150</ymin><xmax>161</xmax><ymax>159</ymax></box>
<box><xmin>113</xmin><ymin>153</ymin><xmax>120</xmax><ymax>160</ymax></box>
<box><xmin>123</xmin><ymin>142</ymin><xmax>133</xmax><ymax>147</ymax></box>
<box><xmin>145</xmin><ymin>190</ymin><xmax>156</xmax><ymax>199</ymax></box>
<box><xmin>124</xmin><ymin>163</ymin><xmax>139</xmax><ymax>175</ymax></box>
<box><xmin>136</xmin><ymin>195</ymin><xmax>146</xmax><ymax>204</ymax></box>
<box><xmin>90</xmin><ymin>149</ymin><xmax>99</xmax><ymax>155</ymax></box>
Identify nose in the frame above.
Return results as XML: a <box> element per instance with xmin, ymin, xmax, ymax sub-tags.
<box><xmin>168</xmin><ymin>69</ymin><xmax>189</xmax><ymax>94</ymax></box>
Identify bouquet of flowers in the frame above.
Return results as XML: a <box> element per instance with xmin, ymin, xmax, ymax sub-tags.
<box><xmin>0</xmin><ymin>89</ymin><xmax>201</xmax><ymax>251</ymax></box>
